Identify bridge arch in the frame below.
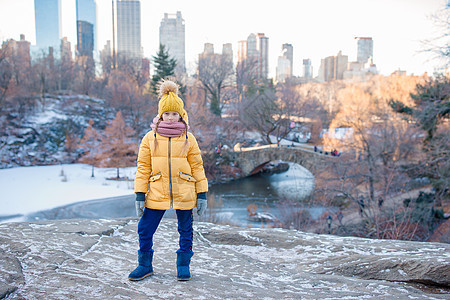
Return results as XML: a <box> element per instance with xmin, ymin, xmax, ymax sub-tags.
<box><xmin>233</xmin><ymin>145</ymin><xmax>333</xmax><ymax>177</ymax></box>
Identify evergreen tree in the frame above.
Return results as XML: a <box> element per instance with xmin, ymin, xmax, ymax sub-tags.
<box><xmin>391</xmin><ymin>74</ymin><xmax>449</xmax><ymax>204</ymax></box>
<box><xmin>151</xmin><ymin>44</ymin><xmax>177</xmax><ymax>96</ymax></box>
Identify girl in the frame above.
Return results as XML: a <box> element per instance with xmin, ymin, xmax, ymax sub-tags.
<box><xmin>129</xmin><ymin>80</ymin><xmax>208</xmax><ymax>281</ymax></box>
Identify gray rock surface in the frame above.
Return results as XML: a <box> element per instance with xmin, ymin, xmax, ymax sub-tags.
<box><xmin>0</xmin><ymin>218</ymin><xmax>448</xmax><ymax>299</ymax></box>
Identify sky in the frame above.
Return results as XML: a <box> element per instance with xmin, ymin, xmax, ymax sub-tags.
<box><xmin>0</xmin><ymin>0</ymin><xmax>447</xmax><ymax>78</ymax></box>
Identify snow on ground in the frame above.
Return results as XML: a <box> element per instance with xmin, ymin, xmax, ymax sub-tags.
<box><xmin>1</xmin><ymin>218</ymin><xmax>448</xmax><ymax>298</ymax></box>
<box><xmin>0</xmin><ymin>164</ymin><xmax>136</xmax><ymax>218</ymax></box>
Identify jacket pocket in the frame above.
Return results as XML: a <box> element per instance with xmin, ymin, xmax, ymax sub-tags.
<box><xmin>148</xmin><ymin>172</ymin><xmax>165</xmax><ymax>201</ymax></box>
<box><xmin>179</xmin><ymin>172</ymin><xmax>197</xmax><ymax>182</ymax></box>
<box><xmin>150</xmin><ymin>172</ymin><xmax>162</xmax><ymax>182</ymax></box>
<box><xmin>177</xmin><ymin>172</ymin><xmax>196</xmax><ymax>202</ymax></box>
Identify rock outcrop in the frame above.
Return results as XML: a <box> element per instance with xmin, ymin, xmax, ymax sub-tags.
<box><xmin>0</xmin><ymin>218</ymin><xmax>448</xmax><ymax>299</ymax></box>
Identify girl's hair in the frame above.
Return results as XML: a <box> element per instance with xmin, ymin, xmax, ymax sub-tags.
<box><xmin>152</xmin><ymin>117</ymin><xmax>189</xmax><ymax>156</ymax></box>
<box><xmin>151</xmin><ymin>118</ymin><xmax>163</xmax><ymax>154</ymax></box>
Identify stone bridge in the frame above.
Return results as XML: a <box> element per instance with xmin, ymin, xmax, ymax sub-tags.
<box><xmin>232</xmin><ymin>144</ymin><xmax>336</xmax><ymax>177</ymax></box>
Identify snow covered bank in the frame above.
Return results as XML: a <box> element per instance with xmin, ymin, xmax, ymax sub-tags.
<box><xmin>0</xmin><ymin>164</ymin><xmax>136</xmax><ymax>221</ymax></box>
<box><xmin>0</xmin><ymin>218</ymin><xmax>448</xmax><ymax>299</ymax></box>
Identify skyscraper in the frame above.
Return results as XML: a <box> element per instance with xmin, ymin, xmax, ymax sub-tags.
<box><xmin>276</xmin><ymin>43</ymin><xmax>293</xmax><ymax>82</ymax></box>
<box><xmin>159</xmin><ymin>11</ymin><xmax>186</xmax><ymax>74</ymax></box>
<box><xmin>61</xmin><ymin>37</ymin><xmax>72</xmax><ymax>61</ymax></box>
<box><xmin>16</xmin><ymin>35</ymin><xmax>31</xmax><ymax>65</ymax></box>
<box><xmin>34</xmin><ymin>0</ymin><xmax>61</xmax><ymax>51</ymax></box>
<box><xmin>276</xmin><ymin>56</ymin><xmax>290</xmax><ymax>83</ymax></box>
<box><xmin>237</xmin><ymin>40</ymin><xmax>248</xmax><ymax>63</ymax></box>
<box><xmin>237</xmin><ymin>33</ymin><xmax>269</xmax><ymax>80</ymax></box>
<box><xmin>76</xmin><ymin>21</ymin><xmax>94</xmax><ymax>57</ymax></box>
<box><xmin>2</xmin><ymin>35</ymin><xmax>31</xmax><ymax>67</ymax></box>
<box><xmin>335</xmin><ymin>51</ymin><xmax>348</xmax><ymax>79</ymax></box>
<box><xmin>319</xmin><ymin>51</ymin><xmax>348</xmax><ymax>82</ymax></box>
<box><xmin>303</xmin><ymin>59</ymin><xmax>312</xmax><ymax>79</ymax></box>
<box><xmin>282</xmin><ymin>43</ymin><xmax>293</xmax><ymax>76</ymax></box>
<box><xmin>256</xmin><ymin>33</ymin><xmax>269</xmax><ymax>80</ymax></box>
<box><xmin>117</xmin><ymin>0</ymin><xmax>142</xmax><ymax>58</ymax></box>
<box><xmin>76</xmin><ymin>0</ymin><xmax>96</xmax><ymax>57</ymax></box>
<box><xmin>355</xmin><ymin>37</ymin><xmax>373</xmax><ymax>64</ymax></box>
<box><xmin>203</xmin><ymin>43</ymin><xmax>214</xmax><ymax>55</ymax></box>
<box><xmin>222</xmin><ymin>43</ymin><xmax>233</xmax><ymax>65</ymax></box>
<box><xmin>247</xmin><ymin>33</ymin><xmax>257</xmax><ymax>61</ymax></box>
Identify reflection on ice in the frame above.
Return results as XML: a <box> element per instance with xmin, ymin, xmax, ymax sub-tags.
<box><xmin>269</xmin><ymin>163</ymin><xmax>314</xmax><ymax>201</ymax></box>
<box><xmin>207</xmin><ymin>162</ymin><xmax>319</xmax><ymax>227</ymax></box>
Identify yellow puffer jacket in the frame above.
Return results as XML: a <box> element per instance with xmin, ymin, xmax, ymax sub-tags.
<box><xmin>134</xmin><ymin>131</ymin><xmax>208</xmax><ymax>210</ymax></box>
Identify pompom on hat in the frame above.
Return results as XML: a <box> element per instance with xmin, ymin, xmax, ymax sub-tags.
<box><xmin>157</xmin><ymin>80</ymin><xmax>185</xmax><ymax>118</ymax></box>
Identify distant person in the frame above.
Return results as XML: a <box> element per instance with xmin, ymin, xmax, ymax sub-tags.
<box><xmin>358</xmin><ymin>197</ymin><xmax>365</xmax><ymax>216</ymax></box>
<box><xmin>314</xmin><ymin>145</ymin><xmax>317</xmax><ymax>152</ymax></box>
<box><xmin>378</xmin><ymin>197</ymin><xmax>384</xmax><ymax>208</ymax></box>
<box><xmin>129</xmin><ymin>80</ymin><xmax>208</xmax><ymax>282</ymax></box>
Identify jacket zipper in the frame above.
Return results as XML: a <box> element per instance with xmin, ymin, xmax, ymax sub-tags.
<box><xmin>168</xmin><ymin>137</ymin><xmax>173</xmax><ymax>208</ymax></box>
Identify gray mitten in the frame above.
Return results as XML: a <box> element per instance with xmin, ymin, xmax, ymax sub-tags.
<box><xmin>196</xmin><ymin>192</ymin><xmax>207</xmax><ymax>216</ymax></box>
<box><xmin>135</xmin><ymin>192</ymin><xmax>146</xmax><ymax>218</ymax></box>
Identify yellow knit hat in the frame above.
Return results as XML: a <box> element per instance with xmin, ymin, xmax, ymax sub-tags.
<box><xmin>158</xmin><ymin>80</ymin><xmax>184</xmax><ymax>117</ymax></box>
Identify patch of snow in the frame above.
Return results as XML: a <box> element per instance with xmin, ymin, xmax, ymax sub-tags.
<box><xmin>28</xmin><ymin>108</ymin><xmax>67</xmax><ymax>124</ymax></box>
<box><xmin>321</xmin><ymin>127</ymin><xmax>354</xmax><ymax>139</ymax></box>
<box><xmin>0</xmin><ymin>164</ymin><xmax>136</xmax><ymax>220</ymax></box>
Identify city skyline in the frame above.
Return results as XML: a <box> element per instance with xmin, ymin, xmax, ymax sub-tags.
<box><xmin>0</xmin><ymin>0</ymin><xmax>447</xmax><ymax>78</ymax></box>
<box><xmin>116</xmin><ymin>0</ymin><xmax>142</xmax><ymax>58</ymax></box>
<box><xmin>34</xmin><ymin>0</ymin><xmax>61</xmax><ymax>51</ymax></box>
<box><xmin>76</xmin><ymin>0</ymin><xmax>97</xmax><ymax>56</ymax></box>
<box><xmin>160</xmin><ymin>11</ymin><xmax>186</xmax><ymax>75</ymax></box>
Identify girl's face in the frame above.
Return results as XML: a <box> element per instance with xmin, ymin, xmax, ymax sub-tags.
<box><xmin>162</xmin><ymin>111</ymin><xmax>180</xmax><ymax>122</ymax></box>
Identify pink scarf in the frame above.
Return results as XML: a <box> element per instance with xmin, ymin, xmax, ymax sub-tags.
<box><xmin>150</xmin><ymin>116</ymin><xmax>188</xmax><ymax>137</ymax></box>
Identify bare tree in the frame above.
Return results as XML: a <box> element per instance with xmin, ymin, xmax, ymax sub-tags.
<box><xmin>117</xmin><ymin>55</ymin><xmax>148</xmax><ymax>90</ymax></box>
<box><xmin>316</xmin><ymin>78</ymin><xmax>427</xmax><ymax>240</ymax></box>
<box><xmin>238</xmin><ymin>82</ymin><xmax>317</xmax><ymax>145</ymax></box>
<box><xmin>235</xmin><ymin>57</ymin><xmax>257</xmax><ymax>102</ymax></box>
<box><xmin>420</xmin><ymin>4</ymin><xmax>450</xmax><ymax>69</ymax></box>
<box><xmin>77</xmin><ymin>120</ymin><xmax>103</xmax><ymax>177</ymax></box>
<box><xmin>104</xmin><ymin>69</ymin><xmax>154</xmax><ymax>138</ymax></box>
<box><xmin>239</xmin><ymin>86</ymin><xmax>288</xmax><ymax>144</ymax></box>
<box><xmin>278</xmin><ymin>82</ymin><xmax>323</xmax><ymax>140</ymax></box>
<box><xmin>0</xmin><ymin>47</ymin><xmax>13</xmax><ymax>107</ymax></box>
<box><xmin>57</xmin><ymin>54</ymin><xmax>74</xmax><ymax>91</ymax></box>
<box><xmin>31</xmin><ymin>50</ymin><xmax>53</xmax><ymax>100</ymax></box>
<box><xmin>296</xmin><ymin>80</ymin><xmax>346</xmax><ymax>128</ymax></box>
<box><xmin>73</xmin><ymin>55</ymin><xmax>95</xmax><ymax>95</ymax></box>
<box><xmin>197</xmin><ymin>53</ymin><xmax>234</xmax><ymax>116</ymax></box>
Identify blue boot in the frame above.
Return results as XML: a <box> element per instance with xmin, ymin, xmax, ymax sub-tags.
<box><xmin>128</xmin><ymin>250</ymin><xmax>154</xmax><ymax>281</ymax></box>
<box><xmin>176</xmin><ymin>251</ymin><xmax>194</xmax><ymax>281</ymax></box>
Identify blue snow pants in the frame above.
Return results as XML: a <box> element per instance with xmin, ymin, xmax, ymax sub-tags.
<box><xmin>138</xmin><ymin>208</ymin><xmax>194</xmax><ymax>254</ymax></box>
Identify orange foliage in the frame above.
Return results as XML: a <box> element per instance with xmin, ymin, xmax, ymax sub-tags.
<box><xmin>78</xmin><ymin>120</ymin><xmax>102</xmax><ymax>167</ymax></box>
<box><xmin>100</xmin><ymin>111</ymin><xmax>137</xmax><ymax>172</ymax></box>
